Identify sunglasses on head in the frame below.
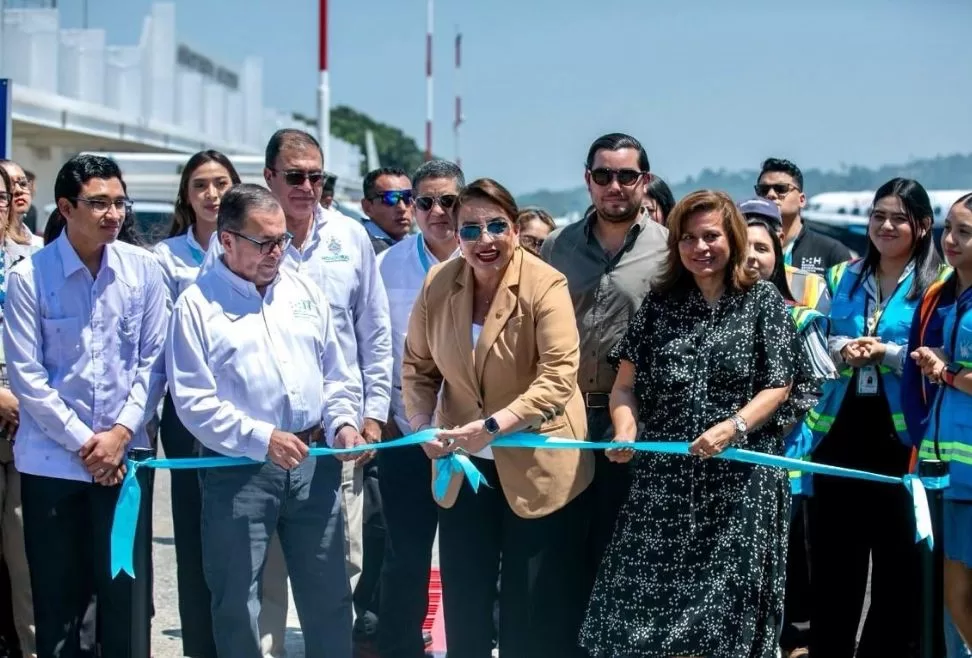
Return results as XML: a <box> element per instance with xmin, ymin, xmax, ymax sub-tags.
<box><xmin>755</xmin><ymin>183</ymin><xmax>799</xmax><ymax>197</ymax></box>
<box><xmin>372</xmin><ymin>190</ymin><xmax>414</xmax><ymax>207</ymax></box>
<box><xmin>415</xmin><ymin>194</ymin><xmax>458</xmax><ymax>212</ymax></box>
<box><xmin>458</xmin><ymin>219</ymin><xmax>510</xmax><ymax>242</ymax></box>
<box><xmin>273</xmin><ymin>169</ymin><xmax>326</xmax><ymax>187</ymax></box>
<box><xmin>589</xmin><ymin>168</ymin><xmax>643</xmax><ymax>187</ymax></box>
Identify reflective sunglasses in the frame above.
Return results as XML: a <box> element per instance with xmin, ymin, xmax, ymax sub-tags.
<box><xmin>372</xmin><ymin>190</ymin><xmax>414</xmax><ymax>207</ymax></box>
<box><xmin>273</xmin><ymin>169</ymin><xmax>326</xmax><ymax>187</ymax></box>
<box><xmin>458</xmin><ymin>219</ymin><xmax>510</xmax><ymax>242</ymax></box>
<box><xmin>228</xmin><ymin>230</ymin><xmax>294</xmax><ymax>254</ymax></box>
<box><xmin>589</xmin><ymin>168</ymin><xmax>643</xmax><ymax>187</ymax></box>
<box><xmin>415</xmin><ymin>194</ymin><xmax>458</xmax><ymax>212</ymax></box>
<box><xmin>755</xmin><ymin>183</ymin><xmax>799</xmax><ymax>197</ymax></box>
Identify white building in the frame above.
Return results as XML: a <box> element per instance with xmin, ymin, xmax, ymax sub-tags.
<box><xmin>0</xmin><ymin>1</ymin><xmax>364</xmax><ymax>212</ymax></box>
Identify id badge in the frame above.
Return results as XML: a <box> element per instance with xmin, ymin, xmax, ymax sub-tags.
<box><xmin>857</xmin><ymin>365</ymin><xmax>879</xmax><ymax>396</ymax></box>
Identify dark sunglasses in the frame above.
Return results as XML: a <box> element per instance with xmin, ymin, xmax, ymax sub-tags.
<box><xmin>273</xmin><ymin>169</ymin><xmax>326</xmax><ymax>187</ymax></box>
<box><xmin>458</xmin><ymin>219</ymin><xmax>510</xmax><ymax>242</ymax></box>
<box><xmin>589</xmin><ymin>168</ymin><xmax>643</xmax><ymax>187</ymax></box>
<box><xmin>228</xmin><ymin>230</ymin><xmax>294</xmax><ymax>255</ymax></box>
<box><xmin>372</xmin><ymin>190</ymin><xmax>414</xmax><ymax>207</ymax></box>
<box><xmin>519</xmin><ymin>235</ymin><xmax>545</xmax><ymax>251</ymax></box>
<box><xmin>415</xmin><ymin>194</ymin><xmax>458</xmax><ymax>212</ymax></box>
<box><xmin>755</xmin><ymin>183</ymin><xmax>799</xmax><ymax>197</ymax></box>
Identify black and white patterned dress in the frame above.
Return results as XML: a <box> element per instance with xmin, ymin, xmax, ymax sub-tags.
<box><xmin>579</xmin><ymin>279</ymin><xmax>808</xmax><ymax>658</ymax></box>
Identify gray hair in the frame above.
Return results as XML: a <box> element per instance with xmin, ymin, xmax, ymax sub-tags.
<box><xmin>411</xmin><ymin>159</ymin><xmax>465</xmax><ymax>192</ymax></box>
<box><xmin>217</xmin><ymin>184</ymin><xmax>282</xmax><ymax>234</ymax></box>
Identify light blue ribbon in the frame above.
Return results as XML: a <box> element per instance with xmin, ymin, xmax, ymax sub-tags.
<box><xmin>110</xmin><ymin>429</ymin><xmax>944</xmax><ymax>579</ymax></box>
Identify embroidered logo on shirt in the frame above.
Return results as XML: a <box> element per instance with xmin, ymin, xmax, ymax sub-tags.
<box><xmin>292</xmin><ymin>298</ymin><xmax>318</xmax><ymax>320</ymax></box>
<box><xmin>322</xmin><ymin>236</ymin><xmax>350</xmax><ymax>262</ymax></box>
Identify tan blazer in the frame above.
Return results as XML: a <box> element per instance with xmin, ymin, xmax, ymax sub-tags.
<box><xmin>402</xmin><ymin>247</ymin><xmax>593</xmax><ymax>519</ymax></box>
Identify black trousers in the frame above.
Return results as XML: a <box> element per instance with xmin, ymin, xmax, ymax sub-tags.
<box><xmin>160</xmin><ymin>393</ymin><xmax>217</xmax><ymax>658</ymax></box>
<box><xmin>377</xmin><ymin>443</ymin><xmax>438</xmax><ymax>658</ymax></box>
<box><xmin>352</xmin><ymin>459</ymin><xmax>384</xmax><ymax>621</ymax></box>
<box><xmin>438</xmin><ymin>458</ymin><xmax>591</xmax><ymax>658</ymax></box>
<box><xmin>21</xmin><ymin>471</ymin><xmax>151</xmax><ymax>658</ymax></box>
<box><xmin>585</xmin><ymin>407</ymin><xmax>631</xmax><ymax>586</ymax></box>
<box><xmin>780</xmin><ymin>495</ymin><xmax>811</xmax><ymax>649</ymax></box>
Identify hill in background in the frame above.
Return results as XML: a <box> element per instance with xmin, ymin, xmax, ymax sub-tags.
<box><xmin>518</xmin><ymin>153</ymin><xmax>972</xmax><ymax>217</ymax></box>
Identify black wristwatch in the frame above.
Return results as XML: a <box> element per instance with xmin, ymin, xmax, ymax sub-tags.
<box><xmin>943</xmin><ymin>361</ymin><xmax>964</xmax><ymax>388</ymax></box>
<box><xmin>483</xmin><ymin>416</ymin><xmax>500</xmax><ymax>435</ymax></box>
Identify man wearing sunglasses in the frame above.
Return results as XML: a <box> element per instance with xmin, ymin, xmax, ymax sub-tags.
<box><xmin>256</xmin><ymin>129</ymin><xmax>392</xmax><ymax>658</ymax></box>
<box><xmin>756</xmin><ymin>158</ymin><xmax>850</xmax><ymax>277</ymax></box>
<box><xmin>540</xmin><ymin>132</ymin><xmax>669</xmax><ymax>595</ymax></box>
<box><xmin>360</xmin><ymin>167</ymin><xmax>415</xmax><ymax>254</ymax></box>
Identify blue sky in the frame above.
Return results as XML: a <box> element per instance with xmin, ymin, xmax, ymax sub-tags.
<box><xmin>59</xmin><ymin>0</ymin><xmax>972</xmax><ymax>195</ymax></box>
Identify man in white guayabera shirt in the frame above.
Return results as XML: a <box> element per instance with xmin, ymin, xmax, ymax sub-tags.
<box><xmin>166</xmin><ymin>184</ymin><xmax>368</xmax><ymax>658</ymax></box>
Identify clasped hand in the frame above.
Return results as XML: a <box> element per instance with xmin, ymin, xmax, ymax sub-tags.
<box><xmin>79</xmin><ymin>425</ymin><xmax>131</xmax><ymax>486</ymax></box>
<box><xmin>910</xmin><ymin>346</ymin><xmax>947</xmax><ymax>383</ymax></box>
<box><xmin>841</xmin><ymin>336</ymin><xmax>888</xmax><ymax>368</ymax></box>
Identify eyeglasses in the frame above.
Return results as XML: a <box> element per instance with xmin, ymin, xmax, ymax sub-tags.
<box><xmin>0</xmin><ymin>192</ymin><xmax>10</xmax><ymax>209</ymax></box>
<box><xmin>415</xmin><ymin>194</ymin><xmax>458</xmax><ymax>212</ymax></box>
<box><xmin>589</xmin><ymin>168</ymin><xmax>644</xmax><ymax>187</ymax></box>
<box><xmin>519</xmin><ymin>235</ymin><xmax>545</xmax><ymax>251</ymax></box>
<box><xmin>271</xmin><ymin>169</ymin><xmax>326</xmax><ymax>187</ymax></box>
<box><xmin>458</xmin><ymin>219</ymin><xmax>510</xmax><ymax>242</ymax></box>
<box><xmin>371</xmin><ymin>190</ymin><xmax>414</xmax><ymax>207</ymax></box>
<box><xmin>10</xmin><ymin>178</ymin><xmax>29</xmax><ymax>191</ymax></box>
<box><xmin>755</xmin><ymin>183</ymin><xmax>800</xmax><ymax>198</ymax></box>
<box><xmin>227</xmin><ymin>230</ymin><xmax>294</xmax><ymax>254</ymax></box>
<box><xmin>72</xmin><ymin>196</ymin><xmax>134</xmax><ymax>214</ymax></box>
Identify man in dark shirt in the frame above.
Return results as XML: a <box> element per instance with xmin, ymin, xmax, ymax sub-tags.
<box><xmin>756</xmin><ymin>158</ymin><xmax>851</xmax><ymax>276</ymax></box>
<box><xmin>360</xmin><ymin>167</ymin><xmax>415</xmax><ymax>254</ymax></box>
<box><xmin>541</xmin><ymin>133</ymin><xmax>669</xmax><ymax>588</ymax></box>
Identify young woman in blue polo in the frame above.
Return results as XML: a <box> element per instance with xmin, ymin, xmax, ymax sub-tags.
<box><xmin>807</xmin><ymin>178</ymin><xmax>942</xmax><ymax>658</ymax></box>
<box><xmin>911</xmin><ymin>192</ymin><xmax>972</xmax><ymax>654</ymax></box>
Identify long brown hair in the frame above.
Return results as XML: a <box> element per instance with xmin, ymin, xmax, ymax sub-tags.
<box><xmin>655</xmin><ymin>189</ymin><xmax>757</xmax><ymax>295</ymax></box>
<box><xmin>0</xmin><ymin>160</ymin><xmax>32</xmax><ymax>246</ymax></box>
<box><xmin>170</xmin><ymin>150</ymin><xmax>241</xmax><ymax>237</ymax></box>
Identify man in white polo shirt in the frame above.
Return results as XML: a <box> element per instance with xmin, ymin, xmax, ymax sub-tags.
<box><xmin>376</xmin><ymin>159</ymin><xmax>463</xmax><ymax>658</ymax></box>
<box><xmin>167</xmin><ymin>183</ymin><xmax>366</xmax><ymax>658</ymax></box>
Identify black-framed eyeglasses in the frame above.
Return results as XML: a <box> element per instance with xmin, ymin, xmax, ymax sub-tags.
<box><xmin>227</xmin><ymin>230</ymin><xmax>294</xmax><ymax>254</ymax></box>
<box><xmin>72</xmin><ymin>196</ymin><xmax>133</xmax><ymax>214</ymax></box>
<box><xmin>588</xmin><ymin>168</ymin><xmax>644</xmax><ymax>187</ymax></box>
<box><xmin>0</xmin><ymin>192</ymin><xmax>11</xmax><ymax>209</ymax></box>
<box><xmin>270</xmin><ymin>168</ymin><xmax>326</xmax><ymax>187</ymax></box>
<box><xmin>519</xmin><ymin>235</ymin><xmax>545</xmax><ymax>252</ymax></box>
<box><xmin>755</xmin><ymin>183</ymin><xmax>800</xmax><ymax>198</ymax></box>
<box><xmin>371</xmin><ymin>190</ymin><xmax>414</xmax><ymax>207</ymax></box>
<box><xmin>415</xmin><ymin>194</ymin><xmax>458</xmax><ymax>212</ymax></box>
<box><xmin>458</xmin><ymin>219</ymin><xmax>510</xmax><ymax>242</ymax></box>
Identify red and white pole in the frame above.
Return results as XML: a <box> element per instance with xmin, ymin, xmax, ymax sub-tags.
<box><xmin>318</xmin><ymin>0</ymin><xmax>330</xmax><ymax>168</ymax></box>
<box><xmin>454</xmin><ymin>29</ymin><xmax>463</xmax><ymax>169</ymax></box>
<box><xmin>425</xmin><ymin>0</ymin><xmax>434</xmax><ymax>162</ymax></box>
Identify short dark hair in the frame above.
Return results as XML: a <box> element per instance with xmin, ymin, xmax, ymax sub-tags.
<box><xmin>759</xmin><ymin>158</ymin><xmax>804</xmax><ymax>191</ymax></box>
<box><xmin>363</xmin><ymin>167</ymin><xmax>409</xmax><ymax>199</ymax></box>
<box><xmin>953</xmin><ymin>192</ymin><xmax>972</xmax><ymax>213</ymax></box>
<box><xmin>322</xmin><ymin>174</ymin><xmax>337</xmax><ymax>195</ymax></box>
<box><xmin>217</xmin><ymin>184</ymin><xmax>282</xmax><ymax>235</ymax></box>
<box><xmin>585</xmin><ymin>133</ymin><xmax>650</xmax><ymax>173</ymax></box>
<box><xmin>412</xmin><ymin>159</ymin><xmax>465</xmax><ymax>191</ymax></box>
<box><xmin>24</xmin><ymin>170</ymin><xmax>35</xmax><ymax>183</ymax></box>
<box><xmin>453</xmin><ymin>178</ymin><xmax>518</xmax><ymax>228</ymax></box>
<box><xmin>265</xmin><ymin>129</ymin><xmax>322</xmax><ymax>170</ymax></box>
<box><xmin>646</xmin><ymin>176</ymin><xmax>676</xmax><ymax>222</ymax></box>
<box><xmin>54</xmin><ymin>154</ymin><xmax>127</xmax><ymax>207</ymax></box>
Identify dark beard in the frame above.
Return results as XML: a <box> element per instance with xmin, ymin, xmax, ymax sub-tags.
<box><xmin>597</xmin><ymin>204</ymin><xmax>641</xmax><ymax>225</ymax></box>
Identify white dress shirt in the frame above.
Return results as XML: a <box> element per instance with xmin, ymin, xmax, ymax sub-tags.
<box><xmin>201</xmin><ymin>204</ymin><xmax>392</xmax><ymax>425</ymax></box>
<box><xmin>153</xmin><ymin>227</ymin><xmax>207</xmax><ymax>305</ymax></box>
<box><xmin>3</xmin><ymin>234</ymin><xmax>167</xmax><ymax>482</ymax></box>
<box><xmin>377</xmin><ymin>233</ymin><xmax>459</xmax><ymax>435</ymax></box>
<box><xmin>166</xmin><ymin>257</ymin><xmax>361</xmax><ymax>461</ymax></box>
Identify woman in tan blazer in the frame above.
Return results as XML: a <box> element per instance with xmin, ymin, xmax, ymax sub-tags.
<box><xmin>402</xmin><ymin>178</ymin><xmax>593</xmax><ymax>658</ymax></box>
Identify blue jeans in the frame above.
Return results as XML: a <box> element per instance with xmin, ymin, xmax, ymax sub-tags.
<box><xmin>199</xmin><ymin>453</ymin><xmax>351</xmax><ymax>658</ymax></box>
<box><xmin>947</xmin><ymin>608</ymin><xmax>972</xmax><ymax>658</ymax></box>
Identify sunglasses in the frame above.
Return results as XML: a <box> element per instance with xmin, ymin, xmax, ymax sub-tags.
<box><xmin>755</xmin><ymin>183</ymin><xmax>799</xmax><ymax>197</ymax></box>
<box><xmin>372</xmin><ymin>190</ymin><xmax>414</xmax><ymax>207</ymax></box>
<box><xmin>415</xmin><ymin>194</ymin><xmax>458</xmax><ymax>212</ymax></box>
<box><xmin>228</xmin><ymin>230</ymin><xmax>294</xmax><ymax>255</ymax></box>
<box><xmin>589</xmin><ymin>168</ymin><xmax>643</xmax><ymax>187</ymax></box>
<box><xmin>273</xmin><ymin>169</ymin><xmax>326</xmax><ymax>187</ymax></box>
<box><xmin>519</xmin><ymin>235</ymin><xmax>545</xmax><ymax>251</ymax></box>
<box><xmin>458</xmin><ymin>219</ymin><xmax>510</xmax><ymax>242</ymax></box>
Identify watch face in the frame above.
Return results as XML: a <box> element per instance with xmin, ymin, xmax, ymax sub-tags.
<box><xmin>484</xmin><ymin>417</ymin><xmax>500</xmax><ymax>434</ymax></box>
<box><xmin>947</xmin><ymin>362</ymin><xmax>963</xmax><ymax>375</ymax></box>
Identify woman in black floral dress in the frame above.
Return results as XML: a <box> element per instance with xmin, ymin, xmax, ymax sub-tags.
<box><xmin>579</xmin><ymin>190</ymin><xmax>816</xmax><ymax>658</ymax></box>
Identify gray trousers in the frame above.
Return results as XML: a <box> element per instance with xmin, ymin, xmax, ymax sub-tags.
<box><xmin>199</xmin><ymin>454</ymin><xmax>351</xmax><ymax>658</ymax></box>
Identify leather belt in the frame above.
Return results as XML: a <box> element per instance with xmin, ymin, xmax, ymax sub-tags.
<box><xmin>294</xmin><ymin>426</ymin><xmax>323</xmax><ymax>445</ymax></box>
<box><xmin>584</xmin><ymin>392</ymin><xmax>611</xmax><ymax>409</ymax></box>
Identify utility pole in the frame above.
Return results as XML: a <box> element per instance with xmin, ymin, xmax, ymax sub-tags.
<box><xmin>424</xmin><ymin>0</ymin><xmax>433</xmax><ymax>162</ymax></box>
<box><xmin>318</xmin><ymin>0</ymin><xmax>330</xmax><ymax>168</ymax></box>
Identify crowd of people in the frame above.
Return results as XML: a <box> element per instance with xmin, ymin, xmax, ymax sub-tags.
<box><xmin>0</xmin><ymin>129</ymin><xmax>968</xmax><ymax>658</ymax></box>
